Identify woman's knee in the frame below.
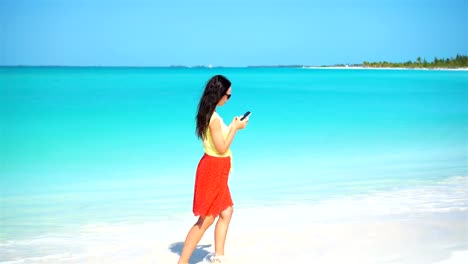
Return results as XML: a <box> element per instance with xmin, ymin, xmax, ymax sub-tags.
<box><xmin>195</xmin><ymin>215</ymin><xmax>215</xmax><ymax>228</ymax></box>
<box><xmin>220</xmin><ymin>206</ymin><xmax>233</xmax><ymax>220</ymax></box>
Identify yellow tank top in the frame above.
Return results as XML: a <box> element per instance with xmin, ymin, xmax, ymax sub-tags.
<box><xmin>202</xmin><ymin>112</ymin><xmax>232</xmax><ymax>158</ymax></box>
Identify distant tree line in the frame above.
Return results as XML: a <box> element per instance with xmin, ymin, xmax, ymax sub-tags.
<box><xmin>362</xmin><ymin>54</ymin><xmax>468</xmax><ymax>68</ymax></box>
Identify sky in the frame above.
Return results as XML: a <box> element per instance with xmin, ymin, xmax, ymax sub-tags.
<box><xmin>0</xmin><ymin>0</ymin><xmax>467</xmax><ymax>66</ymax></box>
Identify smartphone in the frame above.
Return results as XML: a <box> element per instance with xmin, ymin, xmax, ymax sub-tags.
<box><xmin>240</xmin><ymin>111</ymin><xmax>251</xmax><ymax>121</ymax></box>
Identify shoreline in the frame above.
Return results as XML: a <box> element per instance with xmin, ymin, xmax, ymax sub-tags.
<box><xmin>2</xmin><ymin>176</ymin><xmax>467</xmax><ymax>263</ymax></box>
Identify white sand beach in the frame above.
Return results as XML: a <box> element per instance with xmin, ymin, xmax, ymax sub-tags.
<box><xmin>3</xmin><ymin>204</ymin><xmax>466</xmax><ymax>264</ymax></box>
<box><xmin>2</xmin><ymin>177</ymin><xmax>467</xmax><ymax>263</ymax></box>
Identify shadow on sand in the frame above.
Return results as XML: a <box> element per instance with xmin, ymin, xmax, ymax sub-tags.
<box><xmin>169</xmin><ymin>242</ymin><xmax>212</xmax><ymax>264</ymax></box>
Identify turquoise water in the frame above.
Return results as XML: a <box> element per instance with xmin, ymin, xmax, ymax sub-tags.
<box><xmin>1</xmin><ymin>67</ymin><xmax>468</xmax><ymax>242</ymax></box>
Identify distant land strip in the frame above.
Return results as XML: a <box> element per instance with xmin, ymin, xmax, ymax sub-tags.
<box><xmin>1</xmin><ymin>54</ymin><xmax>467</xmax><ymax>69</ymax></box>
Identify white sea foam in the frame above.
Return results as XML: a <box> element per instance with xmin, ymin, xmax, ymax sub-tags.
<box><xmin>434</xmin><ymin>250</ymin><xmax>468</xmax><ymax>264</ymax></box>
<box><xmin>306</xmin><ymin>176</ymin><xmax>468</xmax><ymax>220</ymax></box>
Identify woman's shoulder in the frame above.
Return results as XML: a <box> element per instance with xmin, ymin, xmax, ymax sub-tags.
<box><xmin>210</xmin><ymin>111</ymin><xmax>221</xmax><ymax>122</ymax></box>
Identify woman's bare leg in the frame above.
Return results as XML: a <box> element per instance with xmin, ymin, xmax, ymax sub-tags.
<box><xmin>214</xmin><ymin>206</ymin><xmax>233</xmax><ymax>257</ymax></box>
<box><xmin>178</xmin><ymin>216</ymin><xmax>215</xmax><ymax>264</ymax></box>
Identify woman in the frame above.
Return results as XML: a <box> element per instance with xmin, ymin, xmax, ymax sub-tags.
<box><xmin>178</xmin><ymin>75</ymin><xmax>249</xmax><ymax>264</ymax></box>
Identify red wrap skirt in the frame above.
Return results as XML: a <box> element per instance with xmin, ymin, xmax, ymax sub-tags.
<box><xmin>193</xmin><ymin>154</ymin><xmax>233</xmax><ymax>217</ymax></box>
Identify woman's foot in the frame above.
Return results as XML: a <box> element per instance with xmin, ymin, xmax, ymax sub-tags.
<box><xmin>210</xmin><ymin>255</ymin><xmax>227</xmax><ymax>263</ymax></box>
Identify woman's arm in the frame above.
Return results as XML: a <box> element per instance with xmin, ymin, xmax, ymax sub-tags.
<box><xmin>209</xmin><ymin>116</ymin><xmax>248</xmax><ymax>155</ymax></box>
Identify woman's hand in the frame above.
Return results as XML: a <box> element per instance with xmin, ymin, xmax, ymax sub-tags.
<box><xmin>211</xmin><ymin>115</ymin><xmax>249</xmax><ymax>154</ymax></box>
<box><xmin>231</xmin><ymin>116</ymin><xmax>249</xmax><ymax>130</ymax></box>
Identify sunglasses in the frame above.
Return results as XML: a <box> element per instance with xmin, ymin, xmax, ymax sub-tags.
<box><xmin>225</xmin><ymin>93</ymin><xmax>231</xmax><ymax>100</ymax></box>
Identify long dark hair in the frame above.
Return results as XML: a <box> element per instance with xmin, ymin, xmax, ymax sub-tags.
<box><xmin>196</xmin><ymin>75</ymin><xmax>231</xmax><ymax>139</ymax></box>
